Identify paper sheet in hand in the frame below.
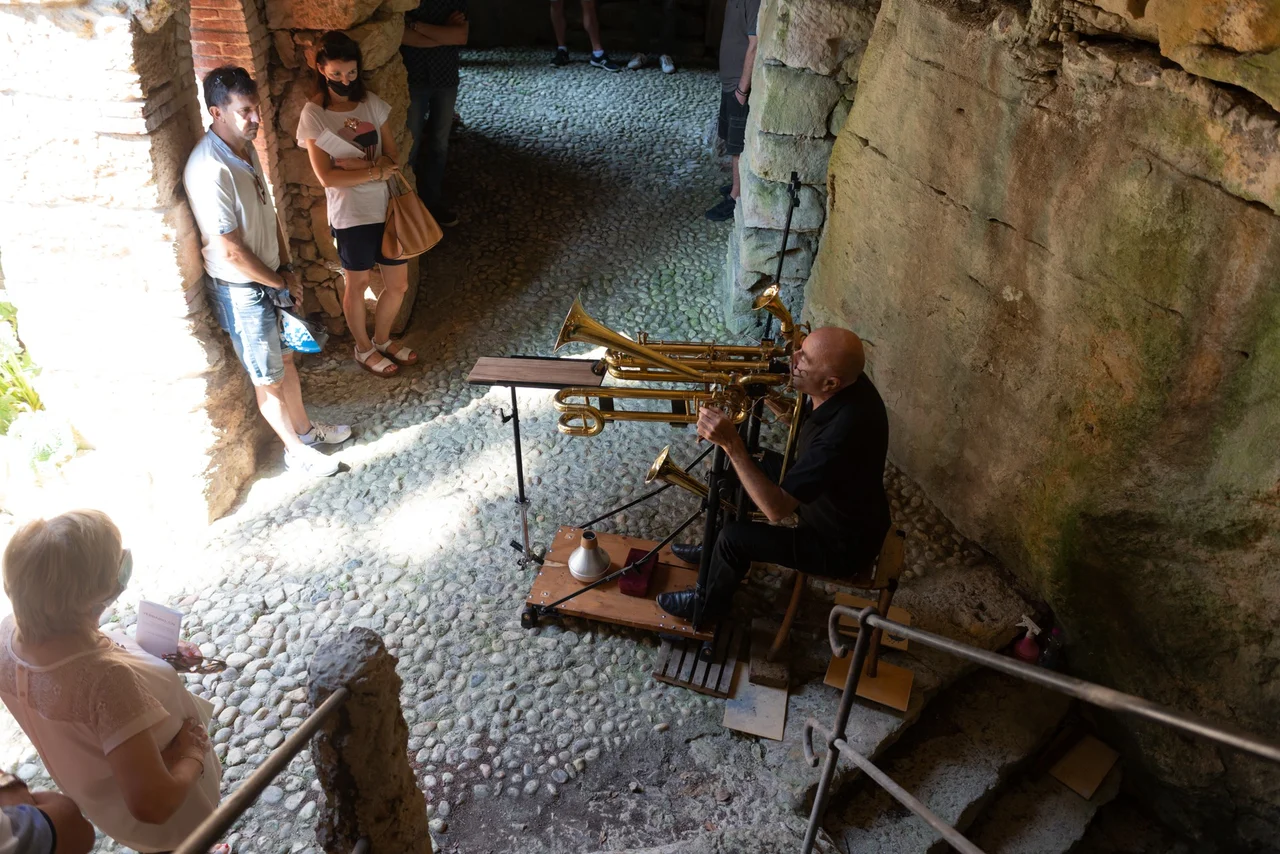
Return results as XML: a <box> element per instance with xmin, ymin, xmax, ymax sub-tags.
<box><xmin>315</xmin><ymin>128</ymin><xmax>367</xmax><ymax>160</ymax></box>
<box><xmin>136</xmin><ymin>600</ymin><xmax>183</xmax><ymax>659</ymax></box>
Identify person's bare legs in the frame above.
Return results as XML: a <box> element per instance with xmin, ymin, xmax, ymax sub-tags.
<box><xmin>341</xmin><ymin>268</ymin><xmax>373</xmax><ymax>352</ymax></box>
<box><xmin>280</xmin><ymin>351</ymin><xmax>311</xmax><ymax>435</ymax></box>
<box><xmin>581</xmin><ymin>0</ymin><xmax>604</xmax><ymax>52</ymax></box>
<box><xmin>371</xmin><ymin>263</ymin><xmax>409</xmax><ymax>347</ymax></box>
<box><xmin>256</xmin><ymin>381</ymin><xmax>307</xmax><ymax>451</ymax></box>
<box><xmin>731</xmin><ymin>154</ymin><xmax>741</xmax><ymax>200</ymax></box>
<box><xmin>549</xmin><ymin>0</ymin><xmax>568</xmax><ymax>45</ymax></box>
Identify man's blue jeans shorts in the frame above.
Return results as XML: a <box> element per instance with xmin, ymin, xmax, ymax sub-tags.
<box><xmin>207</xmin><ymin>278</ymin><xmax>291</xmax><ymax>386</ymax></box>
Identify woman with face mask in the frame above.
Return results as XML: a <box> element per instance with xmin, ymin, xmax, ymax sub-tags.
<box><xmin>0</xmin><ymin>511</ymin><xmax>224</xmax><ymax>853</ymax></box>
<box><xmin>297</xmin><ymin>30</ymin><xmax>420</xmax><ymax>378</ymax></box>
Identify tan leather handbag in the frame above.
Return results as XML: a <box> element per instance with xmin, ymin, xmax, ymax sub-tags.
<box><xmin>381</xmin><ymin>172</ymin><xmax>442</xmax><ymax>261</ymax></box>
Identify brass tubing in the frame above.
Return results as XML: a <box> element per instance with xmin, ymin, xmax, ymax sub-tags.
<box><xmin>555</xmin><ymin>298</ymin><xmax>705</xmax><ymax>382</ymax></box>
<box><xmin>645</xmin><ymin>446</ymin><xmax>736</xmax><ymax>512</ymax></box>
<box><xmin>607</xmin><ymin>367</ymin><xmax>791</xmax><ymax>386</ymax></box>
<box><xmin>553</xmin><ymin>386</ymin><xmax>749</xmax><ymax>437</ymax></box>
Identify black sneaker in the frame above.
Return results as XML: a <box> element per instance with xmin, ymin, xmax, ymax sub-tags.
<box><xmin>704</xmin><ymin>196</ymin><xmax>736</xmax><ymax>221</ymax></box>
<box><xmin>431</xmin><ymin>208</ymin><xmax>460</xmax><ymax>227</ymax></box>
<box><xmin>589</xmin><ymin>52</ymin><xmax>622</xmax><ymax>72</ymax></box>
<box><xmin>551</xmin><ymin>47</ymin><xmax>570</xmax><ymax>67</ymax></box>
<box><xmin>719</xmin><ymin>183</ymin><xmax>732</xmax><ymax>197</ymax></box>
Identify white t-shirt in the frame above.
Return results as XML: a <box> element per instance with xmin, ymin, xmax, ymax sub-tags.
<box><xmin>183</xmin><ymin>130</ymin><xmax>281</xmax><ymax>283</ymax></box>
<box><xmin>296</xmin><ymin>95</ymin><xmax>393</xmax><ymax>230</ymax></box>
<box><xmin>0</xmin><ymin>618</ymin><xmax>221</xmax><ymax>853</ymax></box>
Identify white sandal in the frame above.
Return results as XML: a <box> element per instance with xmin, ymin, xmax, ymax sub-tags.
<box><xmin>373</xmin><ymin>338</ymin><xmax>419</xmax><ymax>366</ymax></box>
<box><xmin>355</xmin><ymin>345</ymin><xmax>398</xmax><ymax>377</ymax></box>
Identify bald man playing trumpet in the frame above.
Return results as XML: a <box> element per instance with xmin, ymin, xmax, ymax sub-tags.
<box><xmin>657</xmin><ymin>326</ymin><xmax>891</xmax><ymax>623</ymax></box>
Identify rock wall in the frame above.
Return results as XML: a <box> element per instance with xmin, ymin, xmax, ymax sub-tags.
<box><xmin>0</xmin><ymin>0</ymin><xmax>270</xmax><ymax>521</ymax></box>
<box><xmin>723</xmin><ymin>0</ymin><xmax>879</xmax><ymax>334</ymax></box>
<box><xmin>267</xmin><ymin>0</ymin><xmax>419</xmax><ymax>336</ymax></box>
<box><xmin>806</xmin><ymin>0</ymin><xmax>1280</xmax><ymax>847</ymax></box>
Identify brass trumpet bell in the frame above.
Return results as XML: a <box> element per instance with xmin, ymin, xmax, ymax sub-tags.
<box><xmin>752</xmin><ymin>284</ymin><xmax>801</xmax><ymax>349</ymax></box>
<box><xmin>646</xmin><ymin>446</ymin><xmax>735</xmax><ymax>511</ymax></box>
<box><xmin>555</xmin><ymin>297</ymin><xmax>704</xmax><ymax>382</ymax></box>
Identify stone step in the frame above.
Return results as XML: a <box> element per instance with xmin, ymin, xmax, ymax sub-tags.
<box><xmin>823</xmin><ymin>669</ymin><xmax>1073</xmax><ymax>853</ymax></box>
<box><xmin>966</xmin><ymin>763</ymin><xmax>1122</xmax><ymax>854</ymax></box>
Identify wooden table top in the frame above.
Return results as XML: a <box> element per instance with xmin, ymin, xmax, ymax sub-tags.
<box><xmin>466</xmin><ymin>356</ymin><xmax>605</xmax><ymax>390</ymax></box>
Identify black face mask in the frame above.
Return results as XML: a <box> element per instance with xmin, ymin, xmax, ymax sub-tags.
<box><xmin>327</xmin><ymin>78</ymin><xmax>355</xmax><ymax>97</ymax></box>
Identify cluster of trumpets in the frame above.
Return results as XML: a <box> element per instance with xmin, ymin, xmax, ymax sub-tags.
<box><xmin>551</xmin><ymin>284</ymin><xmax>805</xmax><ymax>438</ymax></box>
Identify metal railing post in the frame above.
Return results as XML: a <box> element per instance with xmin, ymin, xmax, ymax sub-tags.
<box><xmin>801</xmin><ymin>606</ymin><xmax>876</xmax><ymax>854</ymax></box>
<box><xmin>172</xmin><ymin>687</ymin><xmax>351</xmax><ymax>854</ymax></box>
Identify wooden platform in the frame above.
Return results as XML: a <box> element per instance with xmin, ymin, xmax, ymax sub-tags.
<box><xmin>466</xmin><ymin>356</ymin><xmax>604</xmax><ymax>390</ymax></box>
<box><xmin>653</xmin><ymin>621</ymin><xmax>745</xmax><ymax>697</ymax></box>
<box><xmin>528</xmin><ymin>527</ymin><xmax>712</xmax><ymax>640</ymax></box>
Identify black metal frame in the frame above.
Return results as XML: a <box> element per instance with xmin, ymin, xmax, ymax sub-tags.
<box><xmin>800</xmin><ymin>607</ymin><xmax>1280</xmax><ymax>854</ymax></box>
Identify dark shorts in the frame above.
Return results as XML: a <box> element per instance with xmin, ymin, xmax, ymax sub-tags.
<box><xmin>718</xmin><ymin>89</ymin><xmax>749</xmax><ymax>156</ymax></box>
<box><xmin>332</xmin><ymin>222</ymin><xmax>410</xmax><ymax>272</ymax></box>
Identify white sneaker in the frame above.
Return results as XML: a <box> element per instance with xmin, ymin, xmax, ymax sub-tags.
<box><xmin>660</xmin><ymin>55</ymin><xmax>676</xmax><ymax>74</ymax></box>
<box><xmin>285</xmin><ymin>445</ymin><xmax>340</xmax><ymax>477</ymax></box>
<box><xmin>299</xmin><ymin>422</ymin><xmax>352</xmax><ymax>446</ymax></box>
<box><xmin>627</xmin><ymin>52</ymin><xmax>647</xmax><ymax>70</ymax></box>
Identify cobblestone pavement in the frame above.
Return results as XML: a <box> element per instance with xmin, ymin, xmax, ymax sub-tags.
<box><xmin>1</xmin><ymin>50</ymin><xmax>1018</xmax><ymax>854</ymax></box>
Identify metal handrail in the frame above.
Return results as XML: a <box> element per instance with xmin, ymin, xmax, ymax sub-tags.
<box><xmin>173</xmin><ymin>686</ymin><xmax>351</xmax><ymax>854</ymax></box>
<box><xmin>801</xmin><ymin>606</ymin><xmax>1280</xmax><ymax>853</ymax></box>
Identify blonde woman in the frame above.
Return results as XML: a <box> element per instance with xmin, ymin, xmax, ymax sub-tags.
<box><xmin>0</xmin><ymin>511</ymin><xmax>222</xmax><ymax>853</ymax></box>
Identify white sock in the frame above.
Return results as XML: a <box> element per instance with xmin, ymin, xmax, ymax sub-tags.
<box><xmin>592</xmin><ymin>49</ymin><xmax>604</xmax><ymax>58</ymax></box>
<box><xmin>558</xmin><ymin>45</ymin><xmax>567</xmax><ymax>51</ymax></box>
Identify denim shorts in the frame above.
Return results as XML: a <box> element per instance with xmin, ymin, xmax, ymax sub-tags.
<box><xmin>207</xmin><ymin>279</ymin><xmax>290</xmax><ymax>386</ymax></box>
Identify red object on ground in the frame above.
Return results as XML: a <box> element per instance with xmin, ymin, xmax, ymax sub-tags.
<box><xmin>618</xmin><ymin>547</ymin><xmax>657</xmax><ymax>597</ymax></box>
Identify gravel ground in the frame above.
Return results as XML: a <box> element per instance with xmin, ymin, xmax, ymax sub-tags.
<box><xmin>0</xmin><ymin>50</ymin><xmax>1023</xmax><ymax>854</ymax></box>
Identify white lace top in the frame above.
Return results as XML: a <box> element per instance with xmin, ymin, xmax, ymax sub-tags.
<box><xmin>0</xmin><ymin>617</ymin><xmax>221</xmax><ymax>852</ymax></box>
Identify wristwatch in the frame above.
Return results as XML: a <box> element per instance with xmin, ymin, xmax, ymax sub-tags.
<box><xmin>276</xmin><ymin>263</ymin><xmax>295</xmax><ymax>274</ymax></box>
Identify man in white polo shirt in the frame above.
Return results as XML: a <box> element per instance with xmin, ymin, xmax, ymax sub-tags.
<box><xmin>184</xmin><ymin>66</ymin><xmax>351</xmax><ymax>477</ymax></box>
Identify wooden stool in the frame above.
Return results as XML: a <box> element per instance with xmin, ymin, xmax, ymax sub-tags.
<box><xmin>768</xmin><ymin>527</ymin><xmax>907</xmax><ymax>671</ymax></box>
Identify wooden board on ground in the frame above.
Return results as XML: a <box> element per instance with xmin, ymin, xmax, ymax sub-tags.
<box><xmin>466</xmin><ymin>356</ymin><xmax>604</xmax><ymax>390</ymax></box>
<box><xmin>723</xmin><ymin>661</ymin><xmax>788</xmax><ymax>740</ymax></box>
<box><xmin>1049</xmin><ymin>735</ymin><xmax>1121</xmax><ymax>800</ymax></box>
<box><xmin>653</xmin><ymin>621</ymin><xmax>745</xmax><ymax>697</ymax></box>
<box><xmin>528</xmin><ymin>526</ymin><xmax>711</xmax><ymax>640</ymax></box>
<box><xmin>824</xmin><ymin>651</ymin><xmax>914</xmax><ymax>713</ymax></box>
<box><xmin>748</xmin><ymin>618</ymin><xmax>789</xmax><ymax>688</ymax></box>
<box><xmin>834</xmin><ymin>593</ymin><xmax>911</xmax><ymax>651</ymax></box>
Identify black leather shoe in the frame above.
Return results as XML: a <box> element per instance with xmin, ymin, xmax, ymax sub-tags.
<box><xmin>670</xmin><ymin>543</ymin><xmax>702</xmax><ymax>565</ymax></box>
<box><xmin>656</xmin><ymin>587</ymin><xmax>702</xmax><ymax>620</ymax></box>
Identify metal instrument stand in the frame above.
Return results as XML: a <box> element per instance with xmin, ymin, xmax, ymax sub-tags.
<box><xmin>499</xmin><ymin>386</ymin><xmax>540</xmax><ymax>567</ymax></box>
<box><xmin>466</xmin><ymin>355</ymin><xmax>607</xmax><ymax>569</ymax></box>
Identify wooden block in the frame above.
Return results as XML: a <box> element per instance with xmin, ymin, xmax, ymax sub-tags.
<box><xmin>1049</xmin><ymin>735</ymin><xmax>1121</xmax><ymax>800</ymax></box>
<box><xmin>723</xmin><ymin>661</ymin><xmax>788</xmax><ymax>740</ymax></box>
<box><xmin>824</xmin><ymin>652</ymin><xmax>914</xmax><ymax>713</ymax></box>
<box><xmin>748</xmin><ymin>619</ymin><xmax>789</xmax><ymax>689</ymax></box>
<box><xmin>834</xmin><ymin>593</ymin><xmax>911</xmax><ymax>651</ymax></box>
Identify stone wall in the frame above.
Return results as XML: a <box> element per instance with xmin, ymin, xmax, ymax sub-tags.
<box><xmin>264</xmin><ymin>0</ymin><xmax>420</xmax><ymax>337</ymax></box>
<box><xmin>806</xmin><ymin>0</ymin><xmax>1280</xmax><ymax>846</ymax></box>
<box><xmin>722</xmin><ymin>0</ymin><xmax>879</xmax><ymax>334</ymax></box>
<box><xmin>0</xmin><ymin>0</ymin><xmax>269</xmax><ymax>521</ymax></box>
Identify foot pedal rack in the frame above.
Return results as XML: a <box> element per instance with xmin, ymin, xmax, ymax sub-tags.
<box><xmin>653</xmin><ymin>621</ymin><xmax>745</xmax><ymax>698</ymax></box>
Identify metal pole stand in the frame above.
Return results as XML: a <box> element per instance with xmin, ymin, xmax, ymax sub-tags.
<box><xmin>501</xmin><ymin>386</ymin><xmax>545</xmax><ymax>568</ymax></box>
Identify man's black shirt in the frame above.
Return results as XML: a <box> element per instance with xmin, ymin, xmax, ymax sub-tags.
<box><xmin>780</xmin><ymin>374</ymin><xmax>891</xmax><ymax>567</ymax></box>
<box><xmin>402</xmin><ymin>0</ymin><xmax>467</xmax><ymax>89</ymax></box>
